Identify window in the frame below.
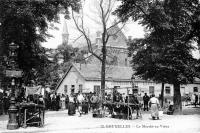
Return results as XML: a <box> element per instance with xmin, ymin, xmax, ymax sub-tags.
<box><xmin>79</xmin><ymin>84</ymin><xmax>83</xmax><ymax>93</ymax></box>
<box><xmin>94</xmin><ymin>85</ymin><xmax>101</xmax><ymax>95</ymax></box>
<box><xmin>64</xmin><ymin>85</ymin><xmax>68</xmax><ymax>94</ymax></box>
<box><xmin>132</xmin><ymin>89</ymin><xmax>138</xmax><ymax>94</ymax></box>
<box><xmin>133</xmin><ymin>85</ymin><xmax>138</xmax><ymax>89</ymax></box>
<box><xmin>165</xmin><ymin>86</ymin><xmax>171</xmax><ymax>94</ymax></box>
<box><xmin>149</xmin><ymin>86</ymin><xmax>155</xmax><ymax>94</ymax></box>
<box><xmin>193</xmin><ymin>87</ymin><xmax>198</xmax><ymax>92</ymax></box>
<box><xmin>71</xmin><ymin>85</ymin><xmax>75</xmax><ymax>93</ymax></box>
<box><xmin>113</xmin><ymin>56</ymin><xmax>118</xmax><ymax>65</ymax></box>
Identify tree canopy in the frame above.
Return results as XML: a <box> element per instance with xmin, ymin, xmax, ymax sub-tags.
<box><xmin>0</xmin><ymin>0</ymin><xmax>81</xmax><ymax>84</ymax></box>
<box><xmin>115</xmin><ymin>0</ymin><xmax>200</xmax><ymax>84</ymax></box>
<box><xmin>115</xmin><ymin>0</ymin><xmax>200</xmax><ymax>113</ymax></box>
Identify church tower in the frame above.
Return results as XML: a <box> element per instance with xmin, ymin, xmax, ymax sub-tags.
<box><xmin>62</xmin><ymin>19</ymin><xmax>69</xmax><ymax>45</ymax></box>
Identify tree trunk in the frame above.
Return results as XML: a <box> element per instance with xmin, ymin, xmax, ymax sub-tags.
<box><xmin>160</xmin><ymin>83</ymin><xmax>164</xmax><ymax>107</ymax></box>
<box><xmin>173</xmin><ymin>83</ymin><xmax>182</xmax><ymax>114</ymax></box>
<box><xmin>101</xmin><ymin>43</ymin><xmax>106</xmax><ymax>102</ymax></box>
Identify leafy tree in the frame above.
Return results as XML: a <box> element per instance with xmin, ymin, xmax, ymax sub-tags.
<box><xmin>57</xmin><ymin>44</ymin><xmax>74</xmax><ymax>63</ymax></box>
<box><xmin>115</xmin><ymin>0</ymin><xmax>200</xmax><ymax>113</ymax></box>
<box><xmin>0</xmin><ymin>0</ymin><xmax>81</xmax><ymax>84</ymax></box>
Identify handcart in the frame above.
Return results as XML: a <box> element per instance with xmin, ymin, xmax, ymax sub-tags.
<box><xmin>18</xmin><ymin>103</ymin><xmax>45</xmax><ymax>128</ymax></box>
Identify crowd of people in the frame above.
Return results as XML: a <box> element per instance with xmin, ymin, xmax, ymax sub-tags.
<box><xmin>1</xmin><ymin>86</ymin><xmax>200</xmax><ymax>121</ymax></box>
<box><xmin>44</xmin><ymin>91</ymin><xmax>100</xmax><ymax>116</ymax></box>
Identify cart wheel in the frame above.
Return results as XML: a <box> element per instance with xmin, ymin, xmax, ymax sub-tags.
<box><xmin>128</xmin><ymin>107</ymin><xmax>133</xmax><ymax>120</ymax></box>
<box><xmin>39</xmin><ymin>122</ymin><xmax>44</xmax><ymax>127</ymax></box>
<box><xmin>39</xmin><ymin>123</ymin><xmax>42</xmax><ymax>127</ymax></box>
<box><xmin>22</xmin><ymin>125</ymin><xmax>27</xmax><ymax>128</ymax></box>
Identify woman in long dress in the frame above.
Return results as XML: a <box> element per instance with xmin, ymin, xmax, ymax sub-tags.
<box><xmin>68</xmin><ymin>94</ymin><xmax>76</xmax><ymax>115</ymax></box>
<box><xmin>61</xmin><ymin>94</ymin><xmax>66</xmax><ymax>110</ymax></box>
<box><xmin>149</xmin><ymin>94</ymin><xmax>160</xmax><ymax>120</ymax></box>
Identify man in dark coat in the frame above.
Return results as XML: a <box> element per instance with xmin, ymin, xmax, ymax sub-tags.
<box><xmin>194</xmin><ymin>94</ymin><xmax>198</xmax><ymax>107</ymax></box>
<box><xmin>56</xmin><ymin>93</ymin><xmax>60</xmax><ymax>111</ymax></box>
<box><xmin>143</xmin><ymin>93</ymin><xmax>150</xmax><ymax>111</ymax></box>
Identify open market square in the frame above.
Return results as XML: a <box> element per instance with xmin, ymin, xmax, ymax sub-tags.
<box><xmin>0</xmin><ymin>106</ymin><xmax>200</xmax><ymax>133</ymax></box>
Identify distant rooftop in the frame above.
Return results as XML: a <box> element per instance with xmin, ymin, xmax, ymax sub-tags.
<box><xmin>73</xmin><ymin>63</ymin><xmax>132</xmax><ymax>81</ymax></box>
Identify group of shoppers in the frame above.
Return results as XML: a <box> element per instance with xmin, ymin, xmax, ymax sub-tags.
<box><xmin>68</xmin><ymin>91</ymin><xmax>100</xmax><ymax>116</ymax></box>
<box><xmin>45</xmin><ymin>91</ymin><xmax>100</xmax><ymax>116</ymax></box>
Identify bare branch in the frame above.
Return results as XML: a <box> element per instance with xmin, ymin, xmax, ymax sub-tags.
<box><xmin>108</xmin><ymin>23</ymin><xmax>126</xmax><ymax>37</ymax></box>
<box><xmin>73</xmin><ymin>35</ymin><xmax>83</xmax><ymax>43</ymax></box>
<box><xmin>71</xmin><ymin>10</ymin><xmax>103</xmax><ymax>62</ymax></box>
<box><xmin>107</xmin><ymin>19</ymin><xmax>122</xmax><ymax>31</ymax></box>
<box><xmin>104</xmin><ymin>0</ymin><xmax>116</xmax><ymax>23</ymax></box>
<box><xmin>104</xmin><ymin>0</ymin><xmax>112</xmax><ymax>18</ymax></box>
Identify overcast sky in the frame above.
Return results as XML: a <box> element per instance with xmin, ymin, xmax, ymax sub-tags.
<box><xmin>41</xmin><ymin>0</ymin><xmax>145</xmax><ymax>49</ymax></box>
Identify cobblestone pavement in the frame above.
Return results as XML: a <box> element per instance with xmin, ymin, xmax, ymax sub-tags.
<box><xmin>0</xmin><ymin>106</ymin><xmax>200</xmax><ymax>133</ymax></box>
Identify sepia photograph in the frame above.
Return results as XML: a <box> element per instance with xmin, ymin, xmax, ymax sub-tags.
<box><xmin>0</xmin><ymin>0</ymin><xmax>200</xmax><ymax>133</ymax></box>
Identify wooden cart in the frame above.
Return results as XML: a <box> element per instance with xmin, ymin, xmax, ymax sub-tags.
<box><xmin>103</xmin><ymin>87</ymin><xmax>142</xmax><ymax>120</ymax></box>
<box><xmin>103</xmin><ymin>101</ymin><xmax>141</xmax><ymax>120</ymax></box>
<box><xmin>18</xmin><ymin>103</ymin><xmax>45</xmax><ymax>128</ymax></box>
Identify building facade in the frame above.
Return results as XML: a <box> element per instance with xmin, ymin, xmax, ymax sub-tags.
<box><xmin>56</xmin><ymin>63</ymin><xmax>200</xmax><ymax>100</ymax></box>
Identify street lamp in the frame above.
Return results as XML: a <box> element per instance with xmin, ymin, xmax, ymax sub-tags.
<box><xmin>131</xmin><ymin>76</ymin><xmax>136</xmax><ymax>94</ymax></box>
<box><xmin>6</xmin><ymin>42</ymin><xmax>22</xmax><ymax>130</ymax></box>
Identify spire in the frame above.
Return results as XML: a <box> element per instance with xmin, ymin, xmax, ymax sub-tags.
<box><xmin>62</xmin><ymin>19</ymin><xmax>69</xmax><ymax>45</ymax></box>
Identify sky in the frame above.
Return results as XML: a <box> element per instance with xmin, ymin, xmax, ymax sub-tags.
<box><xmin>41</xmin><ymin>0</ymin><xmax>200</xmax><ymax>59</ymax></box>
<box><xmin>41</xmin><ymin>15</ymin><xmax>145</xmax><ymax>49</ymax></box>
<box><xmin>41</xmin><ymin>0</ymin><xmax>145</xmax><ymax>49</ymax></box>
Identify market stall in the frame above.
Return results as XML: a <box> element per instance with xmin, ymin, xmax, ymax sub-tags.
<box><xmin>101</xmin><ymin>87</ymin><xmax>142</xmax><ymax>120</ymax></box>
<box><xmin>18</xmin><ymin>102</ymin><xmax>45</xmax><ymax>128</ymax></box>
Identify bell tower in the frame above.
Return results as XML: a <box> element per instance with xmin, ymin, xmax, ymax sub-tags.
<box><xmin>62</xmin><ymin>19</ymin><xmax>69</xmax><ymax>45</ymax></box>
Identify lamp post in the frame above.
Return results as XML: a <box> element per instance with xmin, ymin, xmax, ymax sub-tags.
<box><xmin>6</xmin><ymin>42</ymin><xmax>22</xmax><ymax>130</ymax></box>
<box><xmin>131</xmin><ymin>76</ymin><xmax>135</xmax><ymax>95</ymax></box>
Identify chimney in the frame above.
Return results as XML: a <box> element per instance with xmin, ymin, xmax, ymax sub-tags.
<box><xmin>96</xmin><ymin>31</ymin><xmax>102</xmax><ymax>45</ymax></box>
<box><xmin>128</xmin><ymin>36</ymin><xmax>132</xmax><ymax>41</ymax></box>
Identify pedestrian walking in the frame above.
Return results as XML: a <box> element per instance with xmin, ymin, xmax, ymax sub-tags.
<box><xmin>77</xmin><ymin>91</ymin><xmax>84</xmax><ymax>116</ymax></box>
<box><xmin>68</xmin><ymin>93</ymin><xmax>76</xmax><ymax>115</ymax></box>
<box><xmin>194</xmin><ymin>94</ymin><xmax>198</xmax><ymax>107</ymax></box>
<box><xmin>143</xmin><ymin>93</ymin><xmax>150</xmax><ymax>111</ymax></box>
<box><xmin>149</xmin><ymin>94</ymin><xmax>160</xmax><ymax>120</ymax></box>
<box><xmin>56</xmin><ymin>93</ymin><xmax>60</xmax><ymax>111</ymax></box>
<box><xmin>88</xmin><ymin>92</ymin><xmax>92</xmax><ymax>111</ymax></box>
<box><xmin>52</xmin><ymin>94</ymin><xmax>57</xmax><ymax>111</ymax></box>
<box><xmin>61</xmin><ymin>94</ymin><xmax>66</xmax><ymax>110</ymax></box>
<box><xmin>90</xmin><ymin>93</ymin><xmax>99</xmax><ymax>112</ymax></box>
<box><xmin>65</xmin><ymin>95</ymin><xmax>69</xmax><ymax>109</ymax></box>
<box><xmin>82</xmin><ymin>94</ymin><xmax>89</xmax><ymax>114</ymax></box>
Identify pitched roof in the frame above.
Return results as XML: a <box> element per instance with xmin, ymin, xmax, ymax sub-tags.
<box><xmin>55</xmin><ymin>63</ymin><xmax>134</xmax><ymax>90</ymax></box>
<box><xmin>73</xmin><ymin>63</ymin><xmax>132</xmax><ymax>81</ymax></box>
<box><xmin>56</xmin><ymin>63</ymin><xmax>200</xmax><ymax>91</ymax></box>
<box><xmin>106</xmin><ymin>25</ymin><xmax>127</xmax><ymax>48</ymax></box>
